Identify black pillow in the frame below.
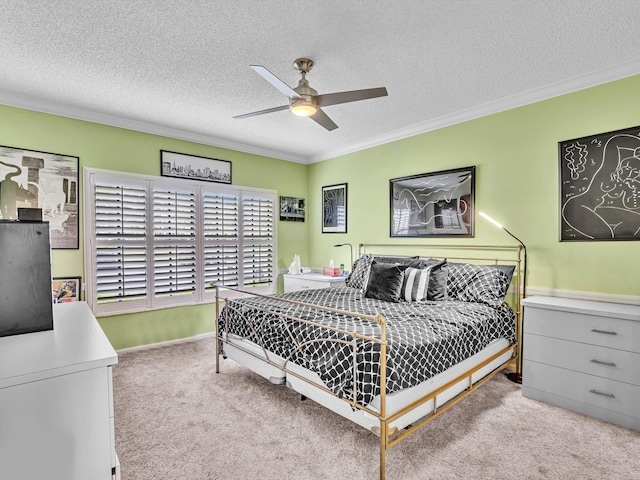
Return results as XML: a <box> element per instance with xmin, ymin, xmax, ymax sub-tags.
<box><xmin>371</xmin><ymin>255</ymin><xmax>423</xmax><ymax>268</ymax></box>
<box><xmin>364</xmin><ymin>262</ymin><xmax>408</xmax><ymax>303</ymax></box>
<box><xmin>417</xmin><ymin>258</ymin><xmax>448</xmax><ymax>300</ymax></box>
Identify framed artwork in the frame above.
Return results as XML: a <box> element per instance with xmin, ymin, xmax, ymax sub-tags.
<box><xmin>0</xmin><ymin>145</ymin><xmax>79</xmax><ymax>249</ymax></box>
<box><xmin>280</xmin><ymin>196</ymin><xmax>305</xmax><ymax>222</ymax></box>
<box><xmin>322</xmin><ymin>183</ymin><xmax>347</xmax><ymax>233</ymax></box>
<box><xmin>160</xmin><ymin>150</ymin><xmax>231</xmax><ymax>184</ymax></box>
<box><xmin>559</xmin><ymin>125</ymin><xmax>640</xmax><ymax>241</ymax></box>
<box><xmin>52</xmin><ymin>276</ymin><xmax>81</xmax><ymax>304</ymax></box>
<box><xmin>390</xmin><ymin>166</ymin><xmax>475</xmax><ymax>237</ymax></box>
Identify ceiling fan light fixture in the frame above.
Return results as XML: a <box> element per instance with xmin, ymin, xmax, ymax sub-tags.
<box><xmin>290</xmin><ymin>98</ymin><xmax>317</xmax><ymax>117</ymax></box>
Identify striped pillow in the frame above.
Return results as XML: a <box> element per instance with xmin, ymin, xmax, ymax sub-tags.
<box><xmin>401</xmin><ymin>266</ymin><xmax>432</xmax><ymax>302</ymax></box>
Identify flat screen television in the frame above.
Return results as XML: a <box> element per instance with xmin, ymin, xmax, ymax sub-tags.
<box><xmin>0</xmin><ymin>221</ymin><xmax>53</xmax><ymax>336</ymax></box>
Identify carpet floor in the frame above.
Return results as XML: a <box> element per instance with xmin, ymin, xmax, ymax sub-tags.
<box><xmin>113</xmin><ymin>337</ymin><xmax>640</xmax><ymax>479</ymax></box>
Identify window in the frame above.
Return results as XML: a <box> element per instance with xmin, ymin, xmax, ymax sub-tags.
<box><xmin>84</xmin><ymin>168</ymin><xmax>276</xmax><ymax>316</ymax></box>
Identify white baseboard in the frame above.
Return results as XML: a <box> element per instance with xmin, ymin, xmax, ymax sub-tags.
<box><xmin>526</xmin><ymin>287</ymin><xmax>640</xmax><ymax>306</ymax></box>
<box><xmin>116</xmin><ymin>332</ymin><xmax>215</xmax><ymax>354</ymax></box>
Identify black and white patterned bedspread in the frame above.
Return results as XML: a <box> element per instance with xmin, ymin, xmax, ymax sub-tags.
<box><xmin>218</xmin><ymin>287</ymin><xmax>515</xmax><ymax>406</ymax></box>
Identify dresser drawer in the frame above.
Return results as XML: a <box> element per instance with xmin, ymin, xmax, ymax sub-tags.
<box><xmin>524</xmin><ymin>334</ymin><xmax>640</xmax><ymax>386</ymax></box>
<box><xmin>285</xmin><ymin>277</ymin><xmax>330</xmax><ymax>292</ymax></box>
<box><xmin>524</xmin><ymin>360</ymin><xmax>640</xmax><ymax>419</ymax></box>
<box><xmin>524</xmin><ymin>307</ymin><xmax>640</xmax><ymax>353</ymax></box>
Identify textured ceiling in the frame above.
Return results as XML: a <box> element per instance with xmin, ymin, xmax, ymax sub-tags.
<box><xmin>1</xmin><ymin>1</ymin><xmax>640</xmax><ymax>164</ymax></box>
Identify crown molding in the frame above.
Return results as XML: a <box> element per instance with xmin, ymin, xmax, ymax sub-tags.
<box><xmin>0</xmin><ymin>90</ymin><xmax>307</xmax><ymax>164</ymax></box>
<box><xmin>307</xmin><ymin>59</ymin><xmax>640</xmax><ymax>163</ymax></box>
<box><xmin>2</xmin><ymin>58</ymin><xmax>640</xmax><ymax>166</ymax></box>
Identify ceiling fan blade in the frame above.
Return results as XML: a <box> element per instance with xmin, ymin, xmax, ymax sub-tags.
<box><xmin>316</xmin><ymin>87</ymin><xmax>388</xmax><ymax>107</ymax></box>
<box><xmin>250</xmin><ymin>65</ymin><xmax>302</xmax><ymax>99</ymax></box>
<box><xmin>234</xmin><ymin>105</ymin><xmax>289</xmax><ymax>119</ymax></box>
<box><xmin>310</xmin><ymin>108</ymin><xmax>338</xmax><ymax>131</ymax></box>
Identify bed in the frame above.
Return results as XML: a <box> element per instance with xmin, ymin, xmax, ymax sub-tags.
<box><xmin>215</xmin><ymin>244</ymin><xmax>524</xmax><ymax>480</ymax></box>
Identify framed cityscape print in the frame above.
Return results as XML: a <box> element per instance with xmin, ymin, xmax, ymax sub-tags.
<box><xmin>161</xmin><ymin>150</ymin><xmax>231</xmax><ymax>184</ymax></box>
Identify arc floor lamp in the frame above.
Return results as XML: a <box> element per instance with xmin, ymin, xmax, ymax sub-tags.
<box><xmin>479</xmin><ymin>212</ymin><xmax>527</xmax><ymax>384</ymax></box>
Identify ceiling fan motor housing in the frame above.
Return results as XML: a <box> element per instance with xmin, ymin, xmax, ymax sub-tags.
<box><xmin>290</xmin><ymin>73</ymin><xmax>318</xmax><ymax>116</ymax></box>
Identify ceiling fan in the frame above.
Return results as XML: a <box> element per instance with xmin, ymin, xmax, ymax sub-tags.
<box><xmin>234</xmin><ymin>58</ymin><xmax>388</xmax><ymax>131</ymax></box>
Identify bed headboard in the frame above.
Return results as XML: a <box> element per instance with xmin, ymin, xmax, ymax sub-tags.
<box><xmin>357</xmin><ymin>242</ymin><xmax>526</xmax><ymax>312</ymax></box>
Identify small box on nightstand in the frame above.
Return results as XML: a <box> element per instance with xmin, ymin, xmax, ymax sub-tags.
<box><xmin>323</xmin><ymin>267</ymin><xmax>340</xmax><ymax>276</ymax></box>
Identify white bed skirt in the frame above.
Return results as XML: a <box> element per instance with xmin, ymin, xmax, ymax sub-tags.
<box><xmin>221</xmin><ymin>336</ymin><xmax>511</xmax><ymax>432</ymax></box>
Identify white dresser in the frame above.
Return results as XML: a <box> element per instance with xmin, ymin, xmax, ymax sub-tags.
<box><xmin>283</xmin><ymin>272</ymin><xmax>347</xmax><ymax>293</ymax></box>
<box><xmin>0</xmin><ymin>302</ymin><xmax>119</xmax><ymax>480</ymax></box>
<box><xmin>522</xmin><ymin>296</ymin><xmax>640</xmax><ymax>431</ymax></box>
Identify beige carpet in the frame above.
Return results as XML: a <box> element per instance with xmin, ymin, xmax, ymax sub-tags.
<box><xmin>113</xmin><ymin>337</ymin><xmax>640</xmax><ymax>480</ymax></box>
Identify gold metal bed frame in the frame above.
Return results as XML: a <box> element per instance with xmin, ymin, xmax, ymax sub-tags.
<box><xmin>214</xmin><ymin>244</ymin><xmax>524</xmax><ymax>480</ymax></box>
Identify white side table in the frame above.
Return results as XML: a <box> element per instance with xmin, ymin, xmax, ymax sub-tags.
<box><xmin>283</xmin><ymin>272</ymin><xmax>347</xmax><ymax>293</ymax></box>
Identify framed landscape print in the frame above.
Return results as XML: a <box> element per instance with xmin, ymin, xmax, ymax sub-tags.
<box><xmin>161</xmin><ymin>150</ymin><xmax>231</xmax><ymax>184</ymax></box>
<box><xmin>322</xmin><ymin>183</ymin><xmax>347</xmax><ymax>233</ymax></box>
<box><xmin>0</xmin><ymin>145</ymin><xmax>79</xmax><ymax>249</ymax></box>
<box><xmin>390</xmin><ymin>166</ymin><xmax>475</xmax><ymax>237</ymax></box>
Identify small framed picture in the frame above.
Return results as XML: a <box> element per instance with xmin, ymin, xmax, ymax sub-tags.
<box><xmin>52</xmin><ymin>276</ymin><xmax>82</xmax><ymax>303</ymax></box>
<box><xmin>280</xmin><ymin>196</ymin><xmax>305</xmax><ymax>222</ymax></box>
<box><xmin>322</xmin><ymin>183</ymin><xmax>347</xmax><ymax>233</ymax></box>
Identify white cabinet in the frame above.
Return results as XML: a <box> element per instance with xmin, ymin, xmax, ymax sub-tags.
<box><xmin>0</xmin><ymin>302</ymin><xmax>119</xmax><ymax>480</ymax></box>
<box><xmin>283</xmin><ymin>273</ymin><xmax>346</xmax><ymax>293</ymax></box>
<box><xmin>522</xmin><ymin>296</ymin><xmax>640</xmax><ymax>431</ymax></box>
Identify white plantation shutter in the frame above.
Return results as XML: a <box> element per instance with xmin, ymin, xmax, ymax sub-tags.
<box><xmin>84</xmin><ymin>168</ymin><xmax>276</xmax><ymax>315</ymax></box>
<box><xmin>93</xmin><ymin>181</ymin><xmax>148</xmax><ymax>310</ymax></box>
<box><xmin>242</xmin><ymin>194</ymin><xmax>275</xmax><ymax>287</ymax></box>
<box><xmin>153</xmin><ymin>187</ymin><xmax>197</xmax><ymax>301</ymax></box>
<box><xmin>203</xmin><ymin>191</ymin><xmax>240</xmax><ymax>290</ymax></box>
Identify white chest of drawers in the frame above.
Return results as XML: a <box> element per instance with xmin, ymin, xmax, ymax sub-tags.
<box><xmin>283</xmin><ymin>273</ymin><xmax>346</xmax><ymax>293</ymax></box>
<box><xmin>0</xmin><ymin>302</ymin><xmax>119</xmax><ymax>479</ymax></box>
<box><xmin>522</xmin><ymin>296</ymin><xmax>640</xmax><ymax>431</ymax></box>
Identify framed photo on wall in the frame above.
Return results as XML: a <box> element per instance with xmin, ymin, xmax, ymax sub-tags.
<box><xmin>390</xmin><ymin>166</ymin><xmax>475</xmax><ymax>237</ymax></box>
<box><xmin>0</xmin><ymin>145</ymin><xmax>79</xmax><ymax>249</ymax></box>
<box><xmin>280</xmin><ymin>196</ymin><xmax>305</xmax><ymax>222</ymax></box>
<box><xmin>52</xmin><ymin>276</ymin><xmax>81</xmax><ymax>304</ymax></box>
<box><xmin>322</xmin><ymin>183</ymin><xmax>347</xmax><ymax>233</ymax></box>
<box><xmin>160</xmin><ymin>150</ymin><xmax>232</xmax><ymax>184</ymax></box>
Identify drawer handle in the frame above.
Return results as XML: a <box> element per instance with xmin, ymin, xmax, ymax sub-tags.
<box><xmin>590</xmin><ymin>329</ymin><xmax>617</xmax><ymax>336</ymax></box>
<box><xmin>589</xmin><ymin>389</ymin><xmax>615</xmax><ymax>399</ymax></box>
<box><xmin>590</xmin><ymin>359</ymin><xmax>617</xmax><ymax>367</ymax></box>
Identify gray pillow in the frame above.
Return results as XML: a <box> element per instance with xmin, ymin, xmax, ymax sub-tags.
<box><xmin>345</xmin><ymin>255</ymin><xmax>373</xmax><ymax>290</ymax></box>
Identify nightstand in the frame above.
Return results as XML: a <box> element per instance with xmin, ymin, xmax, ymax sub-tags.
<box><xmin>283</xmin><ymin>272</ymin><xmax>347</xmax><ymax>293</ymax></box>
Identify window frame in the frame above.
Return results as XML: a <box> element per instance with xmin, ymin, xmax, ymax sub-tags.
<box><xmin>83</xmin><ymin>167</ymin><xmax>277</xmax><ymax>316</ymax></box>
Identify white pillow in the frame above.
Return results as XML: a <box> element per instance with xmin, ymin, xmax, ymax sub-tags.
<box><xmin>402</xmin><ymin>266</ymin><xmax>432</xmax><ymax>302</ymax></box>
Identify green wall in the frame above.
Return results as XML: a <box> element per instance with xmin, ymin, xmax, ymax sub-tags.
<box><xmin>308</xmin><ymin>74</ymin><xmax>640</xmax><ymax>299</ymax></box>
<box><xmin>0</xmin><ymin>104</ymin><xmax>309</xmax><ymax>349</ymax></box>
<box><xmin>2</xmin><ymin>73</ymin><xmax>639</xmax><ymax>349</ymax></box>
